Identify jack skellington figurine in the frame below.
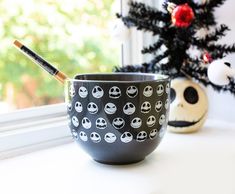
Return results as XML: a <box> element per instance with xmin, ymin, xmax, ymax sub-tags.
<box><xmin>168</xmin><ymin>78</ymin><xmax>208</xmax><ymax>133</ymax></box>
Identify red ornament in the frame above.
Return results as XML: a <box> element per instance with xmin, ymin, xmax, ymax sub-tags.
<box><xmin>203</xmin><ymin>52</ymin><xmax>212</xmax><ymax>63</ymax></box>
<box><xmin>171</xmin><ymin>4</ymin><xmax>195</xmax><ymax>28</ymax></box>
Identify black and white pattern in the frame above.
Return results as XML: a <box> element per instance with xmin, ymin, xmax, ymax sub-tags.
<box><xmin>136</xmin><ymin>131</ymin><xmax>147</xmax><ymax>142</ymax></box>
<box><xmin>79</xmin><ymin>86</ymin><xmax>88</xmax><ymax>98</ymax></box>
<box><xmin>87</xmin><ymin>102</ymin><xmax>98</xmax><ymax>114</ymax></box>
<box><xmin>71</xmin><ymin>116</ymin><xmax>79</xmax><ymax>127</ymax></box>
<box><xmin>104</xmin><ymin>133</ymin><xmax>117</xmax><ymax>143</ymax></box>
<box><xmin>165</xmin><ymin>99</ymin><xmax>169</xmax><ymax>109</ymax></box>
<box><xmin>120</xmin><ymin>132</ymin><xmax>133</xmax><ymax>143</ymax></box>
<box><xmin>67</xmin><ymin>82</ymin><xmax>169</xmax><ymax>144</ymax></box>
<box><xmin>143</xmin><ymin>86</ymin><xmax>153</xmax><ymax>97</ymax></box>
<box><xmin>92</xmin><ymin>86</ymin><xmax>104</xmax><ymax>98</ymax></box>
<box><xmin>71</xmin><ymin>129</ymin><xmax>78</xmax><ymax>139</ymax></box>
<box><xmin>82</xmin><ymin>117</ymin><xmax>92</xmax><ymax>129</ymax></box>
<box><xmin>126</xmin><ymin>86</ymin><xmax>138</xmax><ymax>98</ymax></box>
<box><xmin>165</xmin><ymin>83</ymin><xmax>170</xmax><ymax>94</ymax></box>
<box><xmin>70</xmin><ymin>85</ymin><xmax>75</xmax><ymax>97</ymax></box>
<box><xmin>96</xmin><ymin>118</ymin><xmax>107</xmax><ymax>129</ymax></box>
<box><xmin>123</xmin><ymin>102</ymin><xmax>136</xmax><ymax>115</ymax></box>
<box><xmin>141</xmin><ymin>101</ymin><xmax>151</xmax><ymax>113</ymax></box>
<box><xmin>159</xmin><ymin>114</ymin><xmax>166</xmax><ymax>125</ymax></box>
<box><xmin>67</xmin><ymin>103</ymin><xmax>72</xmax><ymax>111</ymax></box>
<box><xmin>79</xmin><ymin>131</ymin><xmax>88</xmax><ymax>142</ymax></box>
<box><xmin>157</xmin><ymin>84</ymin><xmax>164</xmax><ymax>96</ymax></box>
<box><xmin>112</xmin><ymin>117</ymin><xmax>125</xmax><ymax>129</ymax></box>
<box><xmin>75</xmin><ymin>101</ymin><xmax>83</xmax><ymax>113</ymax></box>
<box><xmin>149</xmin><ymin>129</ymin><xmax>158</xmax><ymax>139</ymax></box>
<box><xmin>109</xmin><ymin>86</ymin><xmax>121</xmax><ymax>99</ymax></box>
<box><xmin>90</xmin><ymin>132</ymin><xmax>101</xmax><ymax>143</ymax></box>
<box><xmin>104</xmin><ymin>103</ymin><xmax>117</xmax><ymax>114</ymax></box>
<box><xmin>146</xmin><ymin>115</ymin><xmax>156</xmax><ymax>127</ymax></box>
<box><xmin>130</xmin><ymin>117</ymin><xmax>142</xmax><ymax>128</ymax></box>
<box><xmin>155</xmin><ymin>101</ymin><xmax>162</xmax><ymax>112</ymax></box>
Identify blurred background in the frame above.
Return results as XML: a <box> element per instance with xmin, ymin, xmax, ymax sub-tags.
<box><xmin>1</xmin><ymin>0</ymin><xmax>235</xmax><ymax>123</ymax></box>
<box><xmin>0</xmin><ymin>0</ymin><xmax>119</xmax><ymax>113</ymax></box>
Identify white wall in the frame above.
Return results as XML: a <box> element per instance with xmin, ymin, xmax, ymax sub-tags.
<box><xmin>207</xmin><ymin>0</ymin><xmax>235</xmax><ymax>123</ymax></box>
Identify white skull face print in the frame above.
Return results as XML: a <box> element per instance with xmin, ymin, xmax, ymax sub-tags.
<box><xmin>165</xmin><ymin>99</ymin><xmax>170</xmax><ymax>109</ymax></box>
<box><xmin>146</xmin><ymin>115</ymin><xmax>156</xmax><ymax>127</ymax></box>
<box><xmin>143</xmin><ymin>86</ymin><xmax>153</xmax><ymax>97</ymax></box>
<box><xmin>109</xmin><ymin>86</ymin><xmax>121</xmax><ymax>99</ymax></box>
<box><xmin>157</xmin><ymin>84</ymin><xmax>164</xmax><ymax>96</ymax></box>
<box><xmin>79</xmin><ymin>131</ymin><xmax>88</xmax><ymax>142</ymax></box>
<box><xmin>136</xmin><ymin>131</ymin><xmax>147</xmax><ymax>142</ymax></box>
<box><xmin>92</xmin><ymin>86</ymin><xmax>104</xmax><ymax>98</ymax></box>
<box><xmin>67</xmin><ymin>103</ymin><xmax>72</xmax><ymax>111</ymax></box>
<box><xmin>120</xmin><ymin>132</ymin><xmax>133</xmax><ymax>143</ymax></box>
<box><xmin>131</xmin><ymin>117</ymin><xmax>142</xmax><ymax>129</ymax></box>
<box><xmin>112</xmin><ymin>117</ymin><xmax>125</xmax><ymax>129</ymax></box>
<box><xmin>155</xmin><ymin>101</ymin><xmax>163</xmax><ymax>112</ymax></box>
<box><xmin>71</xmin><ymin>116</ymin><xmax>79</xmax><ymax>127</ymax></box>
<box><xmin>104</xmin><ymin>103</ymin><xmax>117</xmax><ymax>115</ymax></box>
<box><xmin>159</xmin><ymin>114</ymin><xmax>166</xmax><ymax>125</ymax></box>
<box><xmin>82</xmin><ymin>117</ymin><xmax>92</xmax><ymax>129</ymax></box>
<box><xmin>123</xmin><ymin>102</ymin><xmax>136</xmax><ymax>115</ymax></box>
<box><xmin>96</xmin><ymin>118</ymin><xmax>107</xmax><ymax>129</ymax></box>
<box><xmin>141</xmin><ymin>101</ymin><xmax>151</xmax><ymax>113</ymax></box>
<box><xmin>90</xmin><ymin>132</ymin><xmax>101</xmax><ymax>143</ymax></box>
<box><xmin>165</xmin><ymin>83</ymin><xmax>170</xmax><ymax>94</ymax></box>
<box><xmin>87</xmin><ymin>102</ymin><xmax>98</xmax><ymax>114</ymax></box>
<box><xmin>104</xmin><ymin>133</ymin><xmax>117</xmax><ymax>143</ymax></box>
<box><xmin>75</xmin><ymin>101</ymin><xmax>83</xmax><ymax>113</ymax></box>
<box><xmin>149</xmin><ymin>129</ymin><xmax>158</xmax><ymax>139</ymax></box>
<box><xmin>71</xmin><ymin>129</ymin><xmax>78</xmax><ymax>139</ymax></box>
<box><xmin>78</xmin><ymin>86</ymin><xmax>88</xmax><ymax>98</ymax></box>
<box><xmin>70</xmin><ymin>85</ymin><xmax>75</xmax><ymax>97</ymax></box>
<box><xmin>126</xmin><ymin>86</ymin><xmax>138</xmax><ymax>98</ymax></box>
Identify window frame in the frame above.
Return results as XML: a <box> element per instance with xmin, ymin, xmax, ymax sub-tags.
<box><xmin>0</xmin><ymin>103</ymin><xmax>72</xmax><ymax>159</ymax></box>
<box><xmin>0</xmin><ymin>0</ymin><xmax>156</xmax><ymax>159</ymax></box>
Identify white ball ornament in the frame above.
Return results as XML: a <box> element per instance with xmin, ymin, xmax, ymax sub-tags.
<box><xmin>207</xmin><ymin>59</ymin><xmax>235</xmax><ymax>86</ymax></box>
<box><xmin>112</xmin><ymin>19</ymin><xmax>130</xmax><ymax>43</ymax></box>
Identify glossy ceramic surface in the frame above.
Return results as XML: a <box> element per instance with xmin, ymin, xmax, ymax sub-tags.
<box><xmin>65</xmin><ymin>73</ymin><xmax>170</xmax><ymax>164</ymax></box>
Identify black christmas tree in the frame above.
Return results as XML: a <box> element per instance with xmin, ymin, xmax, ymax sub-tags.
<box><xmin>115</xmin><ymin>0</ymin><xmax>235</xmax><ymax>95</ymax></box>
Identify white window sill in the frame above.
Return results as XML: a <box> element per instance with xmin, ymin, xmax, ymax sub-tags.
<box><xmin>0</xmin><ymin>103</ymin><xmax>72</xmax><ymax>159</ymax></box>
<box><xmin>0</xmin><ymin>119</ymin><xmax>234</xmax><ymax>194</ymax></box>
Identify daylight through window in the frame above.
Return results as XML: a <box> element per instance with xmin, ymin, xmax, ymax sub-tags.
<box><xmin>0</xmin><ymin>0</ymin><xmax>119</xmax><ymax>114</ymax></box>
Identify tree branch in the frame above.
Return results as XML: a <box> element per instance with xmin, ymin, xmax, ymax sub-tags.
<box><xmin>195</xmin><ymin>24</ymin><xmax>229</xmax><ymax>43</ymax></box>
<box><xmin>142</xmin><ymin>40</ymin><xmax>164</xmax><ymax>54</ymax></box>
<box><xmin>128</xmin><ymin>1</ymin><xmax>169</xmax><ymax>23</ymax></box>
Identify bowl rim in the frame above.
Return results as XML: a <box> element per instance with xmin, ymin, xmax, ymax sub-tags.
<box><xmin>66</xmin><ymin>73</ymin><xmax>171</xmax><ymax>83</ymax></box>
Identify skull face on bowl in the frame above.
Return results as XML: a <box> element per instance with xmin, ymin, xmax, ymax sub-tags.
<box><xmin>109</xmin><ymin>86</ymin><xmax>121</xmax><ymax>99</ymax></box>
<box><xmin>79</xmin><ymin>86</ymin><xmax>88</xmax><ymax>98</ymax></box>
<box><xmin>96</xmin><ymin>118</ymin><xmax>107</xmax><ymax>129</ymax></box>
<box><xmin>168</xmin><ymin>78</ymin><xmax>208</xmax><ymax>133</ymax></box>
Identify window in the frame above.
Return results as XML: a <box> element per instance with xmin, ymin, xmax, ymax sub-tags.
<box><xmin>0</xmin><ymin>0</ymin><xmax>157</xmax><ymax>158</ymax></box>
<box><xmin>0</xmin><ymin>0</ymin><xmax>123</xmax><ymax>158</ymax></box>
<box><xmin>0</xmin><ymin>0</ymin><xmax>119</xmax><ymax>113</ymax></box>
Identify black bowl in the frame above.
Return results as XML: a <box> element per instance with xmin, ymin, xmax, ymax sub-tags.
<box><xmin>65</xmin><ymin>73</ymin><xmax>170</xmax><ymax>164</ymax></box>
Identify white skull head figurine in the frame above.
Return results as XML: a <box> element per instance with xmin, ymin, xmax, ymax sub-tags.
<box><xmin>168</xmin><ymin>78</ymin><xmax>208</xmax><ymax>133</ymax></box>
